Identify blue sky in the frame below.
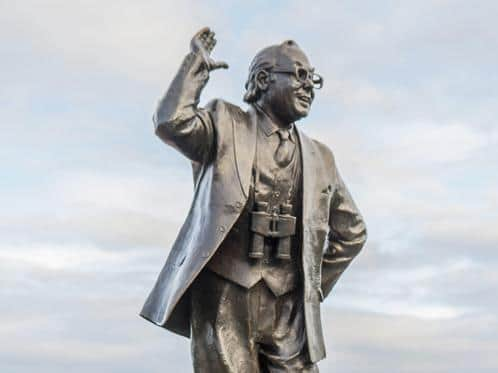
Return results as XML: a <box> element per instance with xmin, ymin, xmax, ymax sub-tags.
<box><xmin>1</xmin><ymin>1</ymin><xmax>497</xmax><ymax>372</ymax></box>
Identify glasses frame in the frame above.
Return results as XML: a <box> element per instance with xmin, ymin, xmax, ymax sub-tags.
<box><xmin>271</xmin><ymin>66</ymin><xmax>323</xmax><ymax>89</ymax></box>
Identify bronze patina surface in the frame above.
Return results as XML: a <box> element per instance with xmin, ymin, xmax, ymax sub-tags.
<box><xmin>140</xmin><ymin>27</ymin><xmax>367</xmax><ymax>372</ymax></box>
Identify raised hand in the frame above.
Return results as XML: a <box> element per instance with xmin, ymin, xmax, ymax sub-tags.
<box><xmin>190</xmin><ymin>27</ymin><xmax>229</xmax><ymax>71</ymax></box>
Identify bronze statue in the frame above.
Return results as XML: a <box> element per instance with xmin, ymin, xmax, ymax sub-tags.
<box><xmin>140</xmin><ymin>27</ymin><xmax>367</xmax><ymax>372</ymax></box>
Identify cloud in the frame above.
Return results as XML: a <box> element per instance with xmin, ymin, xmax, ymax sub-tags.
<box><xmin>0</xmin><ymin>1</ymin><xmax>222</xmax><ymax>84</ymax></box>
<box><xmin>1</xmin><ymin>169</ymin><xmax>193</xmax><ymax>249</ymax></box>
<box><xmin>319</xmin><ymin>309</ymin><xmax>498</xmax><ymax>373</ymax></box>
<box><xmin>386</xmin><ymin>121</ymin><xmax>489</xmax><ymax>163</ymax></box>
<box><xmin>0</xmin><ymin>243</ymin><xmax>156</xmax><ymax>272</ymax></box>
<box><xmin>329</xmin><ymin>258</ymin><xmax>478</xmax><ymax>319</ymax></box>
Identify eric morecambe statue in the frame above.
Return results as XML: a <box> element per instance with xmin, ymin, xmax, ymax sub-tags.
<box><xmin>140</xmin><ymin>28</ymin><xmax>367</xmax><ymax>372</ymax></box>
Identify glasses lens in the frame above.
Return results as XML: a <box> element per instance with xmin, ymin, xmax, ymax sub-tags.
<box><xmin>296</xmin><ymin>67</ymin><xmax>309</xmax><ymax>82</ymax></box>
<box><xmin>293</xmin><ymin>67</ymin><xmax>323</xmax><ymax>89</ymax></box>
<box><xmin>311</xmin><ymin>73</ymin><xmax>323</xmax><ymax>89</ymax></box>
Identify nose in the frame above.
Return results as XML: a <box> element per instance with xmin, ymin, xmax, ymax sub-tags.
<box><xmin>302</xmin><ymin>78</ymin><xmax>313</xmax><ymax>92</ymax></box>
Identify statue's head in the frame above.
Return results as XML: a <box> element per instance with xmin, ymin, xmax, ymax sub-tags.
<box><xmin>244</xmin><ymin>40</ymin><xmax>322</xmax><ymax>124</ymax></box>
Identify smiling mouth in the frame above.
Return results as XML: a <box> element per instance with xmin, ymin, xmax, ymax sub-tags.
<box><xmin>297</xmin><ymin>95</ymin><xmax>312</xmax><ymax>105</ymax></box>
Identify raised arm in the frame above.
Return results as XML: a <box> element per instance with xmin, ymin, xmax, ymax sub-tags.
<box><xmin>321</xmin><ymin>165</ymin><xmax>367</xmax><ymax>298</ymax></box>
<box><xmin>153</xmin><ymin>27</ymin><xmax>228</xmax><ymax>163</ymax></box>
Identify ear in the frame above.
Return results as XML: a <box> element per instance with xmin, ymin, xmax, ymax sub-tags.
<box><xmin>255</xmin><ymin>70</ymin><xmax>270</xmax><ymax>92</ymax></box>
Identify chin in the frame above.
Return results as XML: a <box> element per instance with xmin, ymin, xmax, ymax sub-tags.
<box><xmin>292</xmin><ymin>105</ymin><xmax>311</xmax><ymax>121</ymax></box>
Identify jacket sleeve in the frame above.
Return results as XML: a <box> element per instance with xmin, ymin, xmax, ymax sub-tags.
<box><xmin>321</xmin><ymin>163</ymin><xmax>367</xmax><ymax>298</ymax></box>
<box><xmin>153</xmin><ymin>51</ymin><xmax>215</xmax><ymax>164</ymax></box>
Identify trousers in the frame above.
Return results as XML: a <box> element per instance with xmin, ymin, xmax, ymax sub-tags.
<box><xmin>190</xmin><ymin>269</ymin><xmax>318</xmax><ymax>373</ymax></box>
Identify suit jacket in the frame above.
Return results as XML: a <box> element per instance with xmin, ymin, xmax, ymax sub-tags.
<box><xmin>140</xmin><ymin>51</ymin><xmax>367</xmax><ymax>363</ymax></box>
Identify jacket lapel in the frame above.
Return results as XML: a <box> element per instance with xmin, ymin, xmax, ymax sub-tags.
<box><xmin>233</xmin><ymin>106</ymin><xmax>258</xmax><ymax>198</ymax></box>
<box><xmin>296</xmin><ymin>127</ymin><xmax>316</xmax><ymax>226</ymax></box>
<box><xmin>296</xmin><ymin>126</ymin><xmax>328</xmax><ymax>361</ymax></box>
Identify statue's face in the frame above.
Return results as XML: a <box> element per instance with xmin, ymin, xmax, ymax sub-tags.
<box><xmin>264</xmin><ymin>48</ymin><xmax>315</xmax><ymax>124</ymax></box>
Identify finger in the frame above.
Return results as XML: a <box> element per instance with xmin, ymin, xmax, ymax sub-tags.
<box><xmin>207</xmin><ymin>38</ymin><xmax>216</xmax><ymax>52</ymax></box>
<box><xmin>201</xmin><ymin>37</ymin><xmax>210</xmax><ymax>50</ymax></box>
<box><xmin>205</xmin><ymin>36</ymin><xmax>213</xmax><ymax>49</ymax></box>
<box><xmin>210</xmin><ymin>60</ymin><xmax>229</xmax><ymax>70</ymax></box>
<box><xmin>200</xmin><ymin>36</ymin><xmax>211</xmax><ymax>51</ymax></box>
<box><xmin>205</xmin><ymin>33</ymin><xmax>214</xmax><ymax>48</ymax></box>
<box><xmin>191</xmin><ymin>28</ymin><xmax>207</xmax><ymax>48</ymax></box>
<box><xmin>203</xmin><ymin>30</ymin><xmax>211</xmax><ymax>39</ymax></box>
<box><xmin>194</xmin><ymin>27</ymin><xmax>210</xmax><ymax>41</ymax></box>
<box><xmin>192</xmin><ymin>27</ymin><xmax>210</xmax><ymax>46</ymax></box>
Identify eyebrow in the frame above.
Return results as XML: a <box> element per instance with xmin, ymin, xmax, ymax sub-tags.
<box><xmin>293</xmin><ymin>62</ymin><xmax>315</xmax><ymax>72</ymax></box>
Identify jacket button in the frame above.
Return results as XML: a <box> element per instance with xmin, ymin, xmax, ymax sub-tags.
<box><xmin>218</xmin><ymin>225</ymin><xmax>226</xmax><ymax>233</ymax></box>
<box><xmin>235</xmin><ymin>201</ymin><xmax>243</xmax><ymax>209</ymax></box>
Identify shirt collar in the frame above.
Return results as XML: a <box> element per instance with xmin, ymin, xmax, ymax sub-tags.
<box><xmin>254</xmin><ymin>104</ymin><xmax>295</xmax><ymax>142</ymax></box>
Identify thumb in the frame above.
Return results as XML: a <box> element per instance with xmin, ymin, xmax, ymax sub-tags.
<box><xmin>209</xmin><ymin>60</ymin><xmax>229</xmax><ymax>70</ymax></box>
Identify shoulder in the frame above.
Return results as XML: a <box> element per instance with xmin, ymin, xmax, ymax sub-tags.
<box><xmin>202</xmin><ymin>99</ymin><xmax>251</xmax><ymax>141</ymax></box>
<box><xmin>203</xmin><ymin>99</ymin><xmax>251</xmax><ymax>137</ymax></box>
<box><xmin>312</xmin><ymin>139</ymin><xmax>336</xmax><ymax>166</ymax></box>
<box><xmin>298</xmin><ymin>128</ymin><xmax>337</xmax><ymax>169</ymax></box>
<box><xmin>204</xmin><ymin>99</ymin><xmax>246</xmax><ymax>119</ymax></box>
<box><xmin>310</xmin><ymin>137</ymin><xmax>339</xmax><ymax>185</ymax></box>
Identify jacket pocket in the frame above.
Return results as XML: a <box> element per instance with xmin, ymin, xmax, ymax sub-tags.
<box><xmin>315</xmin><ymin>185</ymin><xmax>333</xmax><ymax>224</ymax></box>
<box><xmin>176</xmin><ymin>254</ymin><xmax>186</xmax><ymax>267</ymax></box>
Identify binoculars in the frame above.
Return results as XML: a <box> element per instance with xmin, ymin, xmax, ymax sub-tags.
<box><xmin>249</xmin><ymin>201</ymin><xmax>296</xmax><ymax>260</ymax></box>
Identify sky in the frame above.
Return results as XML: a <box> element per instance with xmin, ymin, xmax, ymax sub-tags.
<box><xmin>1</xmin><ymin>0</ymin><xmax>497</xmax><ymax>372</ymax></box>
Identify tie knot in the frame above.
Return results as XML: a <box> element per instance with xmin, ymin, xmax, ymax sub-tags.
<box><xmin>274</xmin><ymin>128</ymin><xmax>294</xmax><ymax>167</ymax></box>
<box><xmin>277</xmin><ymin>129</ymin><xmax>290</xmax><ymax>141</ymax></box>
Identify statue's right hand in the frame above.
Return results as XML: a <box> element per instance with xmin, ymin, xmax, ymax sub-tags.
<box><xmin>190</xmin><ymin>27</ymin><xmax>229</xmax><ymax>71</ymax></box>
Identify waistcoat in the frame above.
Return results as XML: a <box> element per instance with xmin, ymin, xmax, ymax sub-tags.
<box><xmin>207</xmin><ymin>120</ymin><xmax>302</xmax><ymax>296</ymax></box>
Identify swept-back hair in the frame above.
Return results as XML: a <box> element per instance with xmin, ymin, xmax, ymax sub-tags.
<box><xmin>243</xmin><ymin>62</ymin><xmax>273</xmax><ymax>103</ymax></box>
<box><xmin>243</xmin><ymin>40</ymin><xmax>300</xmax><ymax>104</ymax></box>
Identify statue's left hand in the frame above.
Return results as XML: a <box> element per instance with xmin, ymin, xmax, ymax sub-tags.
<box><xmin>190</xmin><ymin>27</ymin><xmax>229</xmax><ymax>71</ymax></box>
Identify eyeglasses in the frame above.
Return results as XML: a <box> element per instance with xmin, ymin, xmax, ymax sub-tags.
<box><xmin>272</xmin><ymin>66</ymin><xmax>323</xmax><ymax>89</ymax></box>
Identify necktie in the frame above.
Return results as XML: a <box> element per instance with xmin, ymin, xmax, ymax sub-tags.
<box><xmin>275</xmin><ymin>129</ymin><xmax>293</xmax><ymax>167</ymax></box>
